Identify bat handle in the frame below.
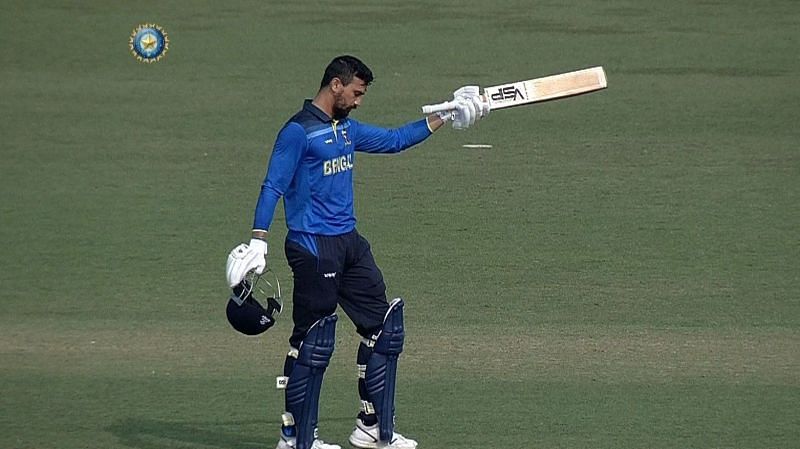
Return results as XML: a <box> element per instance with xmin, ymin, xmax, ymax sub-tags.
<box><xmin>421</xmin><ymin>94</ymin><xmax>490</xmax><ymax>114</ymax></box>
<box><xmin>421</xmin><ymin>101</ymin><xmax>458</xmax><ymax>114</ymax></box>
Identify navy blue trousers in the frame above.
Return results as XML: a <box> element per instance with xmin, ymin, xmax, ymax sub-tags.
<box><xmin>285</xmin><ymin>229</ymin><xmax>389</xmax><ymax>348</ymax></box>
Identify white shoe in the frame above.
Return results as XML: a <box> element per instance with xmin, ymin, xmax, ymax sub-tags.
<box><xmin>276</xmin><ymin>432</ymin><xmax>342</xmax><ymax>449</ymax></box>
<box><xmin>348</xmin><ymin>420</ymin><xmax>417</xmax><ymax>449</ymax></box>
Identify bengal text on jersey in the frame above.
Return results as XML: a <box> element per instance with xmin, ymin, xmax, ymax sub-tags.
<box><xmin>323</xmin><ymin>154</ymin><xmax>354</xmax><ymax>176</ymax></box>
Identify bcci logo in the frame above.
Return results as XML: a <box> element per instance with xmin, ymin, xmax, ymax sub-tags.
<box><xmin>129</xmin><ymin>24</ymin><xmax>169</xmax><ymax>63</ymax></box>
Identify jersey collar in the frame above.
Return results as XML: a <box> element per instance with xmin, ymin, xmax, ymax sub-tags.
<box><xmin>303</xmin><ymin>99</ymin><xmax>333</xmax><ymax>123</ymax></box>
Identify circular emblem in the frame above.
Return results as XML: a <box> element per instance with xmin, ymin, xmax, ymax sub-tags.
<box><xmin>129</xmin><ymin>24</ymin><xmax>169</xmax><ymax>63</ymax></box>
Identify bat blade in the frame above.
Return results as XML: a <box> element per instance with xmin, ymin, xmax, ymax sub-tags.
<box><xmin>483</xmin><ymin>66</ymin><xmax>607</xmax><ymax>110</ymax></box>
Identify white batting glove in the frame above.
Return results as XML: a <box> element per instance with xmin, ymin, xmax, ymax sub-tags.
<box><xmin>470</xmin><ymin>94</ymin><xmax>491</xmax><ymax>119</ymax></box>
<box><xmin>225</xmin><ymin>239</ymin><xmax>268</xmax><ymax>288</ymax></box>
<box><xmin>454</xmin><ymin>85</ymin><xmax>490</xmax><ymax>118</ymax></box>
<box><xmin>434</xmin><ymin>86</ymin><xmax>490</xmax><ymax>130</ymax></box>
<box><xmin>453</xmin><ymin>85</ymin><xmax>479</xmax><ymax>99</ymax></box>
<box><xmin>451</xmin><ymin>97</ymin><xmax>477</xmax><ymax>130</ymax></box>
<box><xmin>439</xmin><ymin>98</ymin><xmax>477</xmax><ymax>130</ymax></box>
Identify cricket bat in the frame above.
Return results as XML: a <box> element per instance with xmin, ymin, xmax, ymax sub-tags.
<box><xmin>421</xmin><ymin>66</ymin><xmax>607</xmax><ymax>114</ymax></box>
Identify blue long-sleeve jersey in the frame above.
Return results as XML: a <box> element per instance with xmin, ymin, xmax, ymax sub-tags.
<box><xmin>253</xmin><ymin>100</ymin><xmax>433</xmax><ymax>251</ymax></box>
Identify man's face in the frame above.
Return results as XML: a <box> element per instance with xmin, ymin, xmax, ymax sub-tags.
<box><xmin>332</xmin><ymin>76</ymin><xmax>368</xmax><ymax>119</ymax></box>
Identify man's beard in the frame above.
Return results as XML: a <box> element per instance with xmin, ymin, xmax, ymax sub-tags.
<box><xmin>332</xmin><ymin>94</ymin><xmax>352</xmax><ymax>119</ymax></box>
<box><xmin>332</xmin><ymin>106</ymin><xmax>350</xmax><ymax>120</ymax></box>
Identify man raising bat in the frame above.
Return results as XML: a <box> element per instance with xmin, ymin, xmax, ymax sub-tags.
<box><xmin>225</xmin><ymin>55</ymin><xmax>488</xmax><ymax>449</ymax></box>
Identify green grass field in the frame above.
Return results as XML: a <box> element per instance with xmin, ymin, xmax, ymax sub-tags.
<box><xmin>2</xmin><ymin>1</ymin><xmax>799</xmax><ymax>448</ymax></box>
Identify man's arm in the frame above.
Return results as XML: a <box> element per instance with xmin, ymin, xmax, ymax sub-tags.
<box><xmin>226</xmin><ymin>122</ymin><xmax>307</xmax><ymax>288</ymax></box>
<box><xmin>252</xmin><ymin>122</ymin><xmax>307</xmax><ymax>235</ymax></box>
<box><xmin>352</xmin><ymin>85</ymin><xmax>486</xmax><ymax>154</ymax></box>
<box><xmin>352</xmin><ymin>117</ymin><xmax>439</xmax><ymax>154</ymax></box>
<box><xmin>425</xmin><ymin>114</ymin><xmax>446</xmax><ymax>132</ymax></box>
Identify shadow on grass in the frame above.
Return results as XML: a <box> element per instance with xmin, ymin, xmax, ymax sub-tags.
<box><xmin>107</xmin><ymin>416</ymin><xmax>354</xmax><ymax>449</ymax></box>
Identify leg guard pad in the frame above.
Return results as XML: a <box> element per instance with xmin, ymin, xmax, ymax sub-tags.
<box><xmin>285</xmin><ymin>314</ymin><xmax>338</xmax><ymax>449</ymax></box>
<box><xmin>364</xmin><ymin>298</ymin><xmax>405</xmax><ymax>441</ymax></box>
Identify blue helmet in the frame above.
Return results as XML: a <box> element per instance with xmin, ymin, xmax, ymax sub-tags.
<box><xmin>226</xmin><ymin>272</ymin><xmax>283</xmax><ymax>336</ymax></box>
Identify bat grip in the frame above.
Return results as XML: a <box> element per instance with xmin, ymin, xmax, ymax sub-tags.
<box><xmin>421</xmin><ymin>101</ymin><xmax>458</xmax><ymax>114</ymax></box>
<box><xmin>422</xmin><ymin>94</ymin><xmax>490</xmax><ymax>114</ymax></box>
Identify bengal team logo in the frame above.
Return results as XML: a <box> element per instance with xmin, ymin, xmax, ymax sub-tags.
<box><xmin>129</xmin><ymin>24</ymin><xmax>169</xmax><ymax>63</ymax></box>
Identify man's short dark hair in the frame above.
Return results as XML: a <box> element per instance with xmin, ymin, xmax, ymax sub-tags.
<box><xmin>320</xmin><ymin>55</ymin><xmax>374</xmax><ymax>88</ymax></box>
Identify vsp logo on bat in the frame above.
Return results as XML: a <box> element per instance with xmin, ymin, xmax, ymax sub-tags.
<box><xmin>490</xmin><ymin>85</ymin><xmax>526</xmax><ymax>102</ymax></box>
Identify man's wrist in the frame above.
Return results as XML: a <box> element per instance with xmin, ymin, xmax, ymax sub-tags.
<box><xmin>252</xmin><ymin>229</ymin><xmax>269</xmax><ymax>241</ymax></box>
<box><xmin>426</xmin><ymin>114</ymin><xmax>446</xmax><ymax>132</ymax></box>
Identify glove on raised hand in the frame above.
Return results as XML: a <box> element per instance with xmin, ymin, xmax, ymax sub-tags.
<box><xmin>437</xmin><ymin>85</ymin><xmax>490</xmax><ymax>130</ymax></box>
